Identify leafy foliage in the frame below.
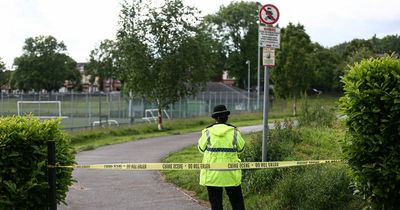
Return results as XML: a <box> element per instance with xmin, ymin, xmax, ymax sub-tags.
<box><xmin>0</xmin><ymin>116</ymin><xmax>75</xmax><ymax>209</ymax></box>
<box><xmin>0</xmin><ymin>58</ymin><xmax>11</xmax><ymax>90</ymax></box>
<box><xmin>11</xmin><ymin>35</ymin><xmax>80</xmax><ymax>92</ymax></box>
<box><xmin>0</xmin><ymin>57</ymin><xmax>12</xmax><ymax>89</ymax></box>
<box><xmin>203</xmin><ymin>1</ymin><xmax>259</xmax><ymax>88</ymax></box>
<box><xmin>0</xmin><ymin>58</ymin><xmax>4</xmax><ymax>71</ymax></box>
<box><xmin>309</xmin><ymin>43</ymin><xmax>341</xmax><ymax>92</ymax></box>
<box><xmin>116</xmin><ymin>0</ymin><xmax>215</xmax><ymax>129</ymax></box>
<box><xmin>272</xmin><ymin>23</ymin><xmax>315</xmax><ymax>115</ymax></box>
<box><xmin>272</xmin><ymin>23</ymin><xmax>314</xmax><ymax>99</ymax></box>
<box><xmin>86</xmin><ymin>39</ymin><xmax>118</xmax><ymax>91</ymax></box>
<box><xmin>339</xmin><ymin>55</ymin><xmax>400</xmax><ymax>209</ymax></box>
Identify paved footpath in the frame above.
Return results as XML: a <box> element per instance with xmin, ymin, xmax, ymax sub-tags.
<box><xmin>59</xmin><ymin>125</ymin><xmax>263</xmax><ymax>210</ymax></box>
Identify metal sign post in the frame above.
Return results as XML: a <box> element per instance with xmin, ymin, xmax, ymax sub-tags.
<box><xmin>262</xmin><ymin>65</ymin><xmax>269</xmax><ymax>162</ymax></box>
<box><xmin>258</xmin><ymin>4</ymin><xmax>280</xmax><ymax>162</ymax></box>
<box><xmin>257</xmin><ymin>27</ymin><xmax>261</xmax><ymax>111</ymax></box>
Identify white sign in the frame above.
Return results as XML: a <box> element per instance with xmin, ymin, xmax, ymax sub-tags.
<box><xmin>259</xmin><ymin>4</ymin><xmax>280</xmax><ymax>25</ymax></box>
<box><xmin>259</xmin><ymin>26</ymin><xmax>280</xmax><ymax>48</ymax></box>
<box><xmin>263</xmin><ymin>48</ymin><xmax>275</xmax><ymax>67</ymax></box>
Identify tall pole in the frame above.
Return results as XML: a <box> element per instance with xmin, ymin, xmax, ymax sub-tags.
<box><xmin>257</xmin><ymin>24</ymin><xmax>261</xmax><ymax>111</ymax></box>
<box><xmin>246</xmin><ymin>60</ymin><xmax>250</xmax><ymax>111</ymax></box>
<box><xmin>262</xmin><ymin>65</ymin><xmax>269</xmax><ymax>161</ymax></box>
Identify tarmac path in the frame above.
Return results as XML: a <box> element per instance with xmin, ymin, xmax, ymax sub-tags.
<box><xmin>59</xmin><ymin>125</ymin><xmax>263</xmax><ymax>210</ymax></box>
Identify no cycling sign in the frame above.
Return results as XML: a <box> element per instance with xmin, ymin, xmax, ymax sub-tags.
<box><xmin>258</xmin><ymin>4</ymin><xmax>280</xmax><ymax>25</ymax></box>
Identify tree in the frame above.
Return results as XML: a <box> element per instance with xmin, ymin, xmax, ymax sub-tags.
<box><xmin>272</xmin><ymin>23</ymin><xmax>314</xmax><ymax>116</ymax></box>
<box><xmin>310</xmin><ymin>43</ymin><xmax>340</xmax><ymax>92</ymax></box>
<box><xmin>0</xmin><ymin>58</ymin><xmax>4</xmax><ymax>71</ymax></box>
<box><xmin>376</xmin><ymin>35</ymin><xmax>400</xmax><ymax>54</ymax></box>
<box><xmin>339</xmin><ymin>55</ymin><xmax>400</xmax><ymax>209</ymax></box>
<box><xmin>0</xmin><ymin>71</ymin><xmax>12</xmax><ymax>91</ymax></box>
<box><xmin>203</xmin><ymin>1</ymin><xmax>259</xmax><ymax>88</ymax></box>
<box><xmin>331</xmin><ymin>38</ymin><xmax>375</xmax><ymax>91</ymax></box>
<box><xmin>0</xmin><ymin>58</ymin><xmax>11</xmax><ymax>90</ymax></box>
<box><xmin>86</xmin><ymin>39</ymin><xmax>118</xmax><ymax>91</ymax></box>
<box><xmin>11</xmin><ymin>35</ymin><xmax>80</xmax><ymax>92</ymax></box>
<box><xmin>116</xmin><ymin>0</ymin><xmax>215</xmax><ymax>130</ymax></box>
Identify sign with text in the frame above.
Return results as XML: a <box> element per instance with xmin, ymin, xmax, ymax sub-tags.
<box><xmin>259</xmin><ymin>26</ymin><xmax>280</xmax><ymax>48</ymax></box>
<box><xmin>263</xmin><ymin>47</ymin><xmax>275</xmax><ymax>67</ymax></box>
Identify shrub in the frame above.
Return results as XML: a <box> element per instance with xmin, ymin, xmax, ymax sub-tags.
<box><xmin>0</xmin><ymin>116</ymin><xmax>75</xmax><ymax>209</ymax></box>
<box><xmin>339</xmin><ymin>55</ymin><xmax>400</xmax><ymax>209</ymax></box>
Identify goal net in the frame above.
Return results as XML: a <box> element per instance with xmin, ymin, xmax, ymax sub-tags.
<box><xmin>17</xmin><ymin>101</ymin><xmax>68</xmax><ymax>119</ymax></box>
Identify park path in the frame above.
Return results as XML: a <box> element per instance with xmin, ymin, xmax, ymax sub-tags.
<box><xmin>59</xmin><ymin>125</ymin><xmax>263</xmax><ymax>210</ymax></box>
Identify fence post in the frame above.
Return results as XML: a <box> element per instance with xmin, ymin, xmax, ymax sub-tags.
<box><xmin>47</xmin><ymin>140</ymin><xmax>57</xmax><ymax>210</ymax></box>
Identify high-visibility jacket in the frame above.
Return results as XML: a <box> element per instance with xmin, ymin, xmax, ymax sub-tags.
<box><xmin>198</xmin><ymin>123</ymin><xmax>245</xmax><ymax>187</ymax></box>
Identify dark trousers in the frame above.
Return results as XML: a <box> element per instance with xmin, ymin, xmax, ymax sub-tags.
<box><xmin>206</xmin><ymin>185</ymin><xmax>245</xmax><ymax>210</ymax></box>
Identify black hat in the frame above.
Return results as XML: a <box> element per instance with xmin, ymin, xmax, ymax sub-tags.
<box><xmin>211</xmin><ymin>105</ymin><xmax>230</xmax><ymax>118</ymax></box>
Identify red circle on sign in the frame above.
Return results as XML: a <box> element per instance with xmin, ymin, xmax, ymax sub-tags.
<box><xmin>259</xmin><ymin>4</ymin><xmax>280</xmax><ymax>25</ymax></box>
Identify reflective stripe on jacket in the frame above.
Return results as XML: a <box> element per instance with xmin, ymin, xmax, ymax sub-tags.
<box><xmin>198</xmin><ymin>123</ymin><xmax>245</xmax><ymax>187</ymax></box>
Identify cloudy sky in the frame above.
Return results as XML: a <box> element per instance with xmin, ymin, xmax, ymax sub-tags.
<box><xmin>1</xmin><ymin>0</ymin><xmax>399</xmax><ymax>69</ymax></box>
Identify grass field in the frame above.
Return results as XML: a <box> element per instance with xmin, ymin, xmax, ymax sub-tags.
<box><xmin>0</xmin><ymin>92</ymin><xmax>339</xmax><ymax>130</ymax></box>
<box><xmin>67</xmin><ymin>95</ymin><xmax>340</xmax><ymax>152</ymax></box>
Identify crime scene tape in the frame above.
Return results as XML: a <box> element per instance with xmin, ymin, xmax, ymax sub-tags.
<box><xmin>53</xmin><ymin>160</ymin><xmax>342</xmax><ymax>170</ymax></box>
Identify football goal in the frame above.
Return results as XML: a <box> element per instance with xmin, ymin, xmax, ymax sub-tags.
<box><xmin>142</xmin><ymin>109</ymin><xmax>170</xmax><ymax>123</ymax></box>
<box><xmin>17</xmin><ymin>101</ymin><xmax>68</xmax><ymax>119</ymax></box>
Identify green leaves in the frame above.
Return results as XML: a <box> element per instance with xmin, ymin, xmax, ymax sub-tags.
<box><xmin>11</xmin><ymin>35</ymin><xmax>80</xmax><ymax>92</ymax></box>
<box><xmin>116</xmin><ymin>0</ymin><xmax>214</xmax><ymax>123</ymax></box>
<box><xmin>0</xmin><ymin>116</ymin><xmax>75</xmax><ymax>209</ymax></box>
<box><xmin>272</xmin><ymin>23</ymin><xmax>314</xmax><ymax>99</ymax></box>
<box><xmin>203</xmin><ymin>1</ymin><xmax>259</xmax><ymax>88</ymax></box>
<box><xmin>339</xmin><ymin>54</ymin><xmax>400</xmax><ymax>209</ymax></box>
<box><xmin>0</xmin><ymin>57</ymin><xmax>4</xmax><ymax>70</ymax></box>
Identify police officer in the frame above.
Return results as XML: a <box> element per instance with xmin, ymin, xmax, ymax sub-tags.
<box><xmin>198</xmin><ymin>105</ymin><xmax>246</xmax><ymax>210</ymax></box>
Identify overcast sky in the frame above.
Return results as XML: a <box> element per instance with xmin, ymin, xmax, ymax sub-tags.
<box><xmin>1</xmin><ymin>0</ymin><xmax>399</xmax><ymax>69</ymax></box>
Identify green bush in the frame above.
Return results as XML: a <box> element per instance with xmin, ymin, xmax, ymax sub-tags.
<box><xmin>0</xmin><ymin>116</ymin><xmax>75</xmax><ymax>209</ymax></box>
<box><xmin>339</xmin><ymin>55</ymin><xmax>400</xmax><ymax>209</ymax></box>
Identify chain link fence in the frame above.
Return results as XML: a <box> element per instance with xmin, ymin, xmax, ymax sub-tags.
<box><xmin>0</xmin><ymin>91</ymin><xmax>272</xmax><ymax>130</ymax></box>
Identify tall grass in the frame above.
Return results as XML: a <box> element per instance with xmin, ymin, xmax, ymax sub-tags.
<box><xmin>163</xmin><ymin>126</ymin><xmax>365</xmax><ymax>209</ymax></box>
<box><xmin>162</xmin><ymin>116</ymin><xmax>366</xmax><ymax>209</ymax></box>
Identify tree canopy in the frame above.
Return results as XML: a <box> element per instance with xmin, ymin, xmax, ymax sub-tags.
<box><xmin>115</xmin><ymin>0</ymin><xmax>215</xmax><ymax>129</ymax></box>
<box><xmin>11</xmin><ymin>35</ymin><xmax>80</xmax><ymax>92</ymax></box>
<box><xmin>271</xmin><ymin>23</ymin><xmax>315</xmax><ymax>115</ymax></box>
<box><xmin>86</xmin><ymin>39</ymin><xmax>118</xmax><ymax>91</ymax></box>
<box><xmin>0</xmin><ymin>58</ymin><xmax>4</xmax><ymax>71</ymax></box>
<box><xmin>0</xmin><ymin>58</ymin><xmax>11</xmax><ymax>90</ymax></box>
<box><xmin>203</xmin><ymin>1</ymin><xmax>259</xmax><ymax>88</ymax></box>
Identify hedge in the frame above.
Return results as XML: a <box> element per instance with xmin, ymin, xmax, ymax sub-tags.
<box><xmin>0</xmin><ymin>116</ymin><xmax>75</xmax><ymax>209</ymax></box>
<box><xmin>340</xmin><ymin>54</ymin><xmax>400</xmax><ymax>209</ymax></box>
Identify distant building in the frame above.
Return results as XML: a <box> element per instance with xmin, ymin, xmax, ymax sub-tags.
<box><xmin>221</xmin><ymin>70</ymin><xmax>236</xmax><ymax>86</ymax></box>
<box><xmin>63</xmin><ymin>62</ymin><xmax>121</xmax><ymax>92</ymax></box>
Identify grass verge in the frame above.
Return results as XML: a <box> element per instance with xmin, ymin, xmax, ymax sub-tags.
<box><xmin>68</xmin><ymin>112</ymin><xmax>266</xmax><ymax>151</ymax></box>
<box><xmin>68</xmin><ymin>95</ymin><xmax>339</xmax><ymax>152</ymax></box>
<box><xmin>161</xmin><ymin>124</ymin><xmax>366</xmax><ymax>210</ymax></box>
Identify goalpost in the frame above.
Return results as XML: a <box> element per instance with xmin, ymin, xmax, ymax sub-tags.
<box><xmin>17</xmin><ymin>101</ymin><xmax>68</xmax><ymax>119</ymax></box>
